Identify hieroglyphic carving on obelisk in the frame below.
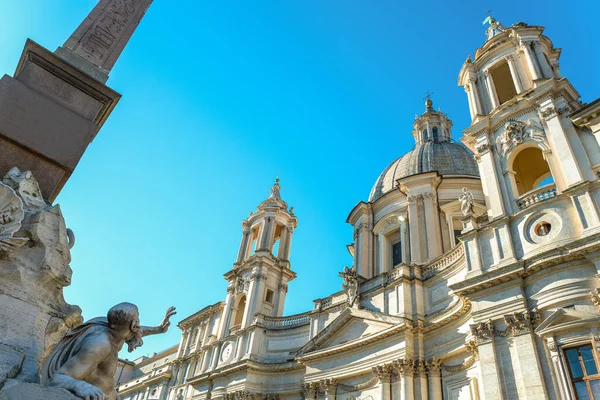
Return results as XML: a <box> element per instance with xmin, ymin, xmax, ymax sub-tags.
<box><xmin>59</xmin><ymin>0</ymin><xmax>153</xmax><ymax>80</ymax></box>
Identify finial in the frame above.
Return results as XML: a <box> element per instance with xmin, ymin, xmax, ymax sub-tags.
<box><xmin>268</xmin><ymin>177</ymin><xmax>281</xmax><ymax>200</ymax></box>
<box><xmin>424</xmin><ymin>92</ymin><xmax>434</xmax><ymax>111</ymax></box>
<box><xmin>483</xmin><ymin>10</ymin><xmax>496</xmax><ymax>26</ymax></box>
<box><xmin>483</xmin><ymin>10</ymin><xmax>505</xmax><ymax>40</ymax></box>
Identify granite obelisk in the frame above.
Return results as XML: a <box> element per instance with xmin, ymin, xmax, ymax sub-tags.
<box><xmin>0</xmin><ymin>0</ymin><xmax>153</xmax><ymax>202</ymax></box>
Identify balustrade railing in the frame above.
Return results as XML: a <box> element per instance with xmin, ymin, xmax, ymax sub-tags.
<box><xmin>517</xmin><ymin>185</ymin><xmax>558</xmax><ymax>210</ymax></box>
<box><xmin>262</xmin><ymin>313</ymin><xmax>310</xmax><ymax>329</ymax></box>
<box><xmin>422</xmin><ymin>243</ymin><xmax>464</xmax><ymax>279</ymax></box>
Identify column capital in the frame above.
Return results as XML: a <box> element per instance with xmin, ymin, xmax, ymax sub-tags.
<box><xmin>470</xmin><ymin>319</ymin><xmax>495</xmax><ymax>343</ymax></box>
<box><xmin>319</xmin><ymin>378</ymin><xmax>337</xmax><ymax>395</ymax></box>
<box><xmin>426</xmin><ymin>357</ymin><xmax>442</xmax><ymax>377</ymax></box>
<box><xmin>372</xmin><ymin>364</ymin><xmax>393</xmax><ymax>382</ymax></box>
<box><xmin>394</xmin><ymin>358</ymin><xmax>415</xmax><ymax>377</ymax></box>
<box><xmin>415</xmin><ymin>360</ymin><xmax>428</xmax><ymax>377</ymax></box>
<box><xmin>592</xmin><ymin>288</ymin><xmax>600</xmax><ymax>311</ymax></box>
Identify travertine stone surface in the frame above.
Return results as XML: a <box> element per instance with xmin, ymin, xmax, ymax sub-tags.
<box><xmin>0</xmin><ymin>168</ymin><xmax>81</xmax><ymax>383</ymax></box>
<box><xmin>0</xmin><ymin>380</ymin><xmax>77</xmax><ymax>400</ymax></box>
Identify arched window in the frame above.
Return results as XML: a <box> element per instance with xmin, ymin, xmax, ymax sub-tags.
<box><xmin>423</xmin><ymin>129</ymin><xmax>429</xmax><ymax>141</ymax></box>
<box><xmin>272</xmin><ymin>224</ymin><xmax>283</xmax><ymax>257</ymax></box>
<box><xmin>249</xmin><ymin>226</ymin><xmax>259</xmax><ymax>256</ymax></box>
<box><xmin>491</xmin><ymin>61</ymin><xmax>517</xmax><ymax>104</ymax></box>
<box><xmin>233</xmin><ymin>295</ymin><xmax>246</xmax><ymax>328</ymax></box>
<box><xmin>510</xmin><ymin>146</ymin><xmax>553</xmax><ymax>196</ymax></box>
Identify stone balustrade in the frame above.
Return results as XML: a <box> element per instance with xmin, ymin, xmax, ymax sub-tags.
<box><xmin>422</xmin><ymin>244</ymin><xmax>465</xmax><ymax>279</ymax></box>
<box><xmin>261</xmin><ymin>313</ymin><xmax>310</xmax><ymax>330</ymax></box>
<box><xmin>517</xmin><ymin>184</ymin><xmax>558</xmax><ymax>210</ymax></box>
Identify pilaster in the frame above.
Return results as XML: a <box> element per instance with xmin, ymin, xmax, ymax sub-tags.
<box><xmin>521</xmin><ymin>41</ymin><xmax>542</xmax><ymax>81</ymax></box>
<box><xmin>426</xmin><ymin>358</ymin><xmax>443</xmax><ymax>400</ymax></box>
<box><xmin>532</xmin><ymin>41</ymin><xmax>554</xmax><ymax>79</ymax></box>
<box><xmin>394</xmin><ymin>359</ymin><xmax>415</xmax><ymax>400</ymax></box>
<box><xmin>539</xmin><ymin>100</ymin><xmax>590</xmax><ymax>186</ymax></box>
<box><xmin>373</xmin><ymin>364</ymin><xmax>393</xmax><ymax>400</ymax></box>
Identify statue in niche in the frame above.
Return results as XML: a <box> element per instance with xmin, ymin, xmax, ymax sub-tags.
<box><xmin>339</xmin><ymin>266</ymin><xmax>360</xmax><ymax>308</ymax></box>
<box><xmin>40</xmin><ymin>303</ymin><xmax>176</xmax><ymax>400</ymax></box>
<box><xmin>459</xmin><ymin>188</ymin><xmax>475</xmax><ymax>216</ymax></box>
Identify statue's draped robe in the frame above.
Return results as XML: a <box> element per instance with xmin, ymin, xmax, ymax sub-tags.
<box><xmin>40</xmin><ymin>317</ymin><xmax>108</xmax><ymax>385</ymax></box>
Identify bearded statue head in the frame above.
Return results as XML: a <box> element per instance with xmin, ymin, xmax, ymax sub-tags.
<box><xmin>107</xmin><ymin>302</ymin><xmax>143</xmax><ymax>352</ymax></box>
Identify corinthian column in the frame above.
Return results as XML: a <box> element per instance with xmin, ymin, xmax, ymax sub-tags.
<box><xmin>484</xmin><ymin>69</ymin><xmax>499</xmax><ymax>109</ymax></box>
<box><xmin>395</xmin><ymin>359</ymin><xmax>415</xmax><ymax>400</ymax></box>
<box><xmin>521</xmin><ymin>41</ymin><xmax>541</xmax><ymax>81</ymax></box>
<box><xmin>505</xmin><ymin>55</ymin><xmax>523</xmax><ymax>93</ymax></box>
<box><xmin>322</xmin><ymin>379</ymin><xmax>337</xmax><ymax>400</ymax></box>
<box><xmin>427</xmin><ymin>358</ymin><xmax>443</xmax><ymax>400</ymax></box>
<box><xmin>236</xmin><ymin>226</ymin><xmax>251</xmax><ymax>263</ymax></box>
<box><xmin>465</xmin><ymin>84</ymin><xmax>476</xmax><ymax>120</ymax></box>
<box><xmin>532</xmin><ymin>41</ymin><xmax>554</xmax><ymax>79</ymax></box>
<box><xmin>373</xmin><ymin>365</ymin><xmax>393</xmax><ymax>400</ymax></box>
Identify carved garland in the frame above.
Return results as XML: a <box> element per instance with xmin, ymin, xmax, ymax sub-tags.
<box><xmin>337</xmin><ymin>376</ymin><xmax>379</xmax><ymax>392</ymax></box>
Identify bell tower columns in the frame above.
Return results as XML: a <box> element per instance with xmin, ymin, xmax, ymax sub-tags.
<box><xmin>219</xmin><ymin>179</ymin><xmax>298</xmax><ymax>337</ymax></box>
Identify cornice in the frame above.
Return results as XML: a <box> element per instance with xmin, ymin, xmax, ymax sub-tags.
<box><xmin>451</xmin><ymin>232</ymin><xmax>600</xmax><ymax>295</ymax></box>
<box><xmin>178</xmin><ymin>302</ymin><xmax>224</xmax><ymax>329</ymax></box>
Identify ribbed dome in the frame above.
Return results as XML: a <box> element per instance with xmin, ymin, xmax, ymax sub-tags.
<box><xmin>369</xmin><ymin>141</ymin><xmax>480</xmax><ymax>201</ymax></box>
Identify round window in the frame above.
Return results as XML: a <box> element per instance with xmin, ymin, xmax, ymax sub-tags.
<box><xmin>535</xmin><ymin>222</ymin><xmax>552</xmax><ymax>237</ymax></box>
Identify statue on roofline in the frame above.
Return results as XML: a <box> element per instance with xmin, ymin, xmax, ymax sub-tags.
<box><xmin>339</xmin><ymin>266</ymin><xmax>360</xmax><ymax>308</ymax></box>
<box><xmin>459</xmin><ymin>187</ymin><xmax>475</xmax><ymax>216</ymax></box>
<box><xmin>40</xmin><ymin>303</ymin><xmax>176</xmax><ymax>400</ymax></box>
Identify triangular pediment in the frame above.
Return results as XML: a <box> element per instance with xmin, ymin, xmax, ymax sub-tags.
<box><xmin>535</xmin><ymin>306</ymin><xmax>600</xmax><ymax>337</ymax></box>
<box><xmin>298</xmin><ymin>308</ymin><xmax>405</xmax><ymax>356</ymax></box>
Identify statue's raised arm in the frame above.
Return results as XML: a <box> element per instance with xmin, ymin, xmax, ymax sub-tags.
<box><xmin>140</xmin><ymin>306</ymin><xmax>177</xmax><ymax>337</ymax></box>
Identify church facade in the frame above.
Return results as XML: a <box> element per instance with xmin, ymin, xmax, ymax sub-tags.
<box><xmin>116</xmin><ymin>19</ymin><xmax>600</xmax><ymax>400</ymax></box>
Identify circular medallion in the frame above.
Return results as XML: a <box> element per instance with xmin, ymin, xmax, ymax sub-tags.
<box><xmin>221</xmin><ymin>342</ymin><xmax>233</xmax><ymax>362</ymax></box>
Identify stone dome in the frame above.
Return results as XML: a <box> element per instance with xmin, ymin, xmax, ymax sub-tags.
<box><xmin>369</xmin><ymin>140</ymin><xmax>480</xmax><ymax>201</ymax></box>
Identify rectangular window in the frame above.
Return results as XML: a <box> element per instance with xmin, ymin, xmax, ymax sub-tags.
<box><xmin>453</xmin><ymin>230</ymin><xmax>462</xmax><ymax>245</ymax></box>
<box><xmin>392</xmin><ymin>241</ymin><xmax>402</xmax><ymax>266</ymax></box>
<box><xmin>564</xmin><ymin>344</ymin><xmax>600</xmax><ymax>399</ymax></box>
<box><xmin>265</xmin><ymin>289</ymin><xmax>274</xmax><ymax>304</ymax></box>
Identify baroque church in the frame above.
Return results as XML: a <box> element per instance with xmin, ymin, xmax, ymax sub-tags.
<box><xmin>0</xmin><ymin>2</ymin><xmax>599</xmax><ymax>399</ymax></box>
<box><xmin>114</xmin><ymin>16</ymin><xmax>600</xmax><ymax>400</ymax></box>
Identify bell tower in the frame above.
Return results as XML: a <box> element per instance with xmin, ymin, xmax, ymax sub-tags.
<box><xmin>458</xmin><ymin>16</ymin><xmax>598</xmax><ymax>225</ymax></box>
<box><xmin>217</xmin><ymin>179</ymin><xmax>298</xmax><ymax>339</ymax></box>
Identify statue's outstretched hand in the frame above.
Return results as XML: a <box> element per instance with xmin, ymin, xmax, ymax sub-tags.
<box><xmin>73</xmin><ymin>381</ymin><xmax>106</xmax><ymax>400</ymax></box>
<box><xmin>159</xmin><ymin>306</ymin><xmax>177</xmax><ymax>333</ymax></box>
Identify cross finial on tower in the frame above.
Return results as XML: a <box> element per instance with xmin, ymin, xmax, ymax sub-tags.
<box><xmin>424</xmin><ymin>92</ymin><xmax>434</xmax><ymax>111</ymax></box>
<box><xmin>483</xmin><ymin>10</ymin><xmax>496</xmax><ymax>26</ymax></box>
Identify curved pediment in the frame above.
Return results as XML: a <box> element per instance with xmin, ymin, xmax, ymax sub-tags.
<box><xmin>297</xmin><ymin>308</ymin><xmax>406</xmax><ymax>360</ymax></box>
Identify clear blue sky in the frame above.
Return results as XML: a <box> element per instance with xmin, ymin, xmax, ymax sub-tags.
<box><xmin>1</xmin><ymin>1</ymin><xmax>598</xmax><ymax>359</ymax></box>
